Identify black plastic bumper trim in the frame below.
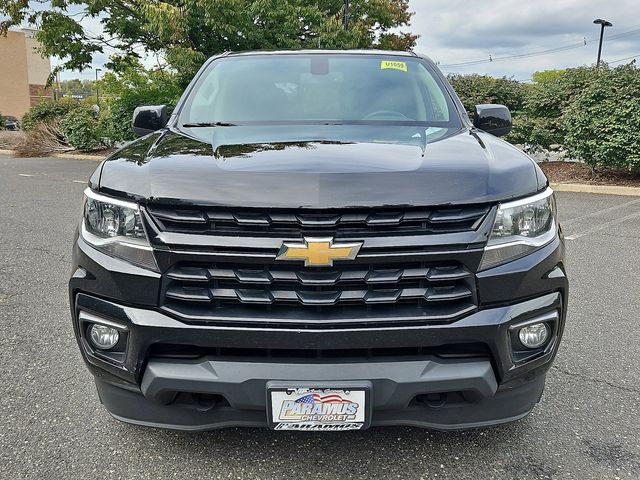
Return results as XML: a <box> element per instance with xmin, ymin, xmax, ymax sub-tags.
<box><xmin>140</xmin><ymin>357</ymin><xmax>498</xmax><ymax>407</ymax></box>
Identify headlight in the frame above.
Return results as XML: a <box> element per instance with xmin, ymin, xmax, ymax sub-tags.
<box><xmin>81</xmin><ymin>188</ymin><xmax>158</xmax><ymax>270</ymax></box>
<box><xmin>480</xmin><ymin>188</ymin><xmax>558</xmax><ymax>270</ymax></box>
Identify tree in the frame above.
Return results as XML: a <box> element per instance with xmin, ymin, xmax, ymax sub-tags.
<box><xmin>0</xmin><ymin>0</ymin><xmax>418</xmax><ymax>85</ymax></box>
<box><xmin>531</xmin><ymin>69</ymin><xmax>567</xmax><ymax>84</ymax></box>
<box><xmin>97</xmin><ymin>61</ymin><xmax>182</xmax><ymax>142</ymax></box>
<box><xmin>59</xmin><ymin>79</ymin><xmax>95</xmax><ymax>95</ymax></box>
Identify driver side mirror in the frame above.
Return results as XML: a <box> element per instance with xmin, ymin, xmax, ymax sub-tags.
<box><xmin>473</xmin><ymin>104</ymin><xmax>512</xmax><ymax>137</ymax></box>
<box><xmin>132</xmin><ymin>105</ymin><xmax>168</xmax><ymax>137</ymax></box>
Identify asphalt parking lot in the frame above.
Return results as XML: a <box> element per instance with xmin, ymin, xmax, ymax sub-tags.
<box><xmin>1</xmin><ymin>154</ymin><xmax>639</xmax><ymax>480</ymax></box>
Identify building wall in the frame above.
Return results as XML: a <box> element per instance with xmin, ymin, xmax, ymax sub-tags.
<box><xmin>0</xmin><ymin>29</ymin><xmax>52</xmax><ymax>118</ymax></box>
<box><xmin>24</xmin><ymin>29</ymin><xmax>52</xmax><ymax>107</ymax></box>
<box><xmin>0</xmin><ymin>31</ymin><xmax>30</xmax><ymax>118</ymax></box>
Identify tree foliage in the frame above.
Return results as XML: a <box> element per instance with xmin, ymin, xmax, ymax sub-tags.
<box><xmin>448</xmin><ymin>63</ymin><xmax>640</xmax><ymax>171</ymax></box>
<box><xmin>20</xmin><ymin>98</ymin><xmax>80</xmax><ymax>131</ymax></box>
<box><xmin>513</xmin><ymin>67</ymin><xmax>594</xmax><ymax>148</ymax></box>
<box><xmin>563</xmin><ymin>64</ymin><xmax>640</xmax><ymax>171</ymax></box>
<box><xmin>525</xmin><ymin>67</ymin><xmax>592</xmax><ymax>119</ymax></box>
<box><xmin>97</xmin><ymin>62</ymin><xmax>182</xmax><ymax>142</ymax></box>
<box><xmin>61</xmin><ymin>105</ymin><xmax>102</xmax><ymax>151</ymax></box>
<box><xmin>531</xmin><ymin>69</ymin><xmax>567</xmax><ymax>84</ymax></box>
<box><xmin>447</xmin><ymin>74</ymin><xmax>526</xmax><ymax>115</ymax></box>
<box><xmin>59</xmin><ymin>79</ymin><xmax>95</xmax><ymax>95</ymax></box>
<box><xmin>19</xmin><ymin>98</ymin><xmax>103</xmax><ymax>151</ymax></box>
<box><xmin>0</xmin><ymin>0</ymin><xmax>418</xmax><ymax>85</ymax></box>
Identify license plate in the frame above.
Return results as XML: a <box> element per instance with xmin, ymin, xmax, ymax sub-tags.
<box><xmin>268</xmin><ymin>386</ymin><xmax>369</xmax><ymax>431</ymax></box>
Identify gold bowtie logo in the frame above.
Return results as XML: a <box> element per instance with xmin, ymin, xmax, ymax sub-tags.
<box><xmin>276</xmin><ymin>237</ymin><xmax>363</xmax><ymax>267</ymax></box>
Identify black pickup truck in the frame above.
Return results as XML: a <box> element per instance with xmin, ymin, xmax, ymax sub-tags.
<box><xmin>69</xmin><ymin>50</ymin><xmax>567</xmax><ymax>432</ymax></box>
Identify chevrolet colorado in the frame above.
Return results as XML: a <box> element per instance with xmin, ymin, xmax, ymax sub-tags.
<box><xmin>69</xmin><ymin>50</ymin><xmax>567</xmax><ymax>431</ymax></box>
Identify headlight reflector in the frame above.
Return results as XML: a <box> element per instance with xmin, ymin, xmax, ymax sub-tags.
<box><xmin>480</xmin><ymin>188</ymin><xmax>557</xmax><ymax>270</ymax></box>
<box><xmin>81</xmin><ymin>188</ymin><xmax>157</xmax><ymax>270</ymax></box>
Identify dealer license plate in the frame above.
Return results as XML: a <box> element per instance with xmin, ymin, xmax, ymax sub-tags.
<box><xmin>268</xmin><ymin>387</ymin><xmax>369</xmax><ymax>431</ymax></box>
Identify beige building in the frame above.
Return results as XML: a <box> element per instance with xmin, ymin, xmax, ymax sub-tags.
<box><xmin>0</xmin><ymin>28</ymin><xmax>52</xmax><ymax>118</ymax></box>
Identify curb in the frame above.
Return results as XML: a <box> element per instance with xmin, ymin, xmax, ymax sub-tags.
<box><xmin>551</xmin><ymin>182</ymin><xmax>640</xmax><ymax>197</ymax></box>
<box><xmin>0</xmin><ymin>149</ymin><xmax>105</xmax><ymax>161</ymax></box>
<box><xmin>53</xmin><ymin>152</ymin><xmax>105</xmax><ymax>161</ymax></box>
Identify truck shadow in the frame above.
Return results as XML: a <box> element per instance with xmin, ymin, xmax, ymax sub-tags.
<box><xmin>116</xmin><ymin>417</ymin><xmax>546</xmax><ymax>478</ymax></box>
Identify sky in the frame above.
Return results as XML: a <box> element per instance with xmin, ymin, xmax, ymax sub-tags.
<box><xmin>410</xmin><ymin>0</ymin><xmax>640</xmax><ymax>81</ymax></box>
<box><xmin>47</xmin><ymin>0</ymin><xmax>640</xmax><ymax>81</ymax></box>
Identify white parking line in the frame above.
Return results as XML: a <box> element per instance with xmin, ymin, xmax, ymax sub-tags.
<box><xmin>565</xmin><ymin>210</ymin><xmax>640</xmax><ymax>240</ymax></box>
<box><xmin>561</xmin><ymin>198</ymin><xmax>640</xmax><ymax>227</ymax></box>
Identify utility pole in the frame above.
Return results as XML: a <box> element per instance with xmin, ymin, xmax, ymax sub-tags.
<box><xmin>95</xmin><ymin>68</ymin><xmax>102</xmax><ymax>107</ymax></box>
<box><xmin>344</xmin><ymin>0</ymin><xmax>350</xmax><ymax>31</ymax></box>
<box><xmin>593</xmin><ymin>19</ymin><xmax>613</xmax><ymax>65</ymax></box>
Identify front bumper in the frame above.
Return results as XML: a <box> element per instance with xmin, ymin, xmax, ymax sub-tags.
<box><xmin>70</xmin><ymin>234</ymin><xmax>567</xmax><ymax>430</ymax></box>
<box><xmin>95</xmin><ymin>357</ymin><xmax>545</xmax><ymax>431</ymax></box>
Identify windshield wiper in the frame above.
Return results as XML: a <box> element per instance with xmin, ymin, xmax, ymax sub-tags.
<box><xmin>181</xmin><ymin>121</ymin><xmax>237</xmax><ymax>127</ymax></box>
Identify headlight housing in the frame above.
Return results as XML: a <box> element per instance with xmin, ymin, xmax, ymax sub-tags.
<box><xmin>480</xmin><ymin>188</ymin><xmax>558</xmax><ymax>270</ymax></box>
<box><xmin>81</xmin><ymin>188</ymin><xmax>157</xmax><ymax>271</ymax></box>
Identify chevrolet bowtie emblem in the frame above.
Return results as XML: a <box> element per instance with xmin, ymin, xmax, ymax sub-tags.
<box><xmin>276</xmin><ymin>237</ymin><xmax>363</xmax><ymax>267</ymax></box>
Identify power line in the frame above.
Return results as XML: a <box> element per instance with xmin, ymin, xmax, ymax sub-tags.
<box><xmin>608</xmin><ymin>53</ymin><xmax>640</xmax><ymax>64</ymax></box>
<box><xmin>441</xmin><ymin>41</ymin><xmax>588</xmax><ymax>67</ymax></box>
<box><xmin>438</xmin><ymin>25</ymin><xmax>640</xmax><ymax>68</ymax></box>
<box><xmin>442</xmin><ymin>24</ymin><xmax>640</xmax><ymax>65</ymax></box>
<box><xmin>606</xmin><ymin>28</ymin><xmax>640</xmax><ymax>41</ymax></box>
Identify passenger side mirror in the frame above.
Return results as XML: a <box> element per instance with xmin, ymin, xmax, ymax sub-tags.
<box><xmin>473</xmin><ymin>104</ymin><xmax>512</xmax><ymax>137</ymax></box>
<box><xmin>132</xmin><ymin>105</ymin><xmax>168</xmax><ymax>137</ymax></box>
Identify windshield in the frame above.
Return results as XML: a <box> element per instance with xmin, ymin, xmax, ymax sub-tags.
<box><xmin>179</xmin><ymin>54</ymin><xmax>461</xmax><ymax>128</ymax></box>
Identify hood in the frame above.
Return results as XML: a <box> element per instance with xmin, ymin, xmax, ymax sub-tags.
<box><xmin>97</xmin><ymin>125</ymin><xmax>546</xmax><ymax>208</ymax></box>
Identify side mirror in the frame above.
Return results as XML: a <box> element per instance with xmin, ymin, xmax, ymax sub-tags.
<box><xmin>473</xmin><ymin>104</ymin><xmax>512</xmax><ymax>137</ymax></box>
<box><xmin>132</xmin><ymin>105</ymin><xmax>168</xmax><ymax>137</ymax></box>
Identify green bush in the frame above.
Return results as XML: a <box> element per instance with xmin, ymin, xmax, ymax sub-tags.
<box><xmin>61</xmin><ymin>106</ymin><xmax>102</xmax><ymax>151</ymax></box>
<box><xmin>563</xmin><ymin>64</ymin><xmax>640</xmax><ymax>171</ymax></box>
<box><xmin>19</xmin><ymin>99</ymin><xmax>105</xmax><ymax>152</ymax></box>
<box><xmin>21</xmin><ymin>98</ymin><xmax>79</xmax><ymax>131</ymax></box>
<box><xmin>526</xmin><ymin>67</ymin><xmax>592</xmax><ymax>119</ymax></box>
<box><xmin>447</xmin><ymin>74</ymin><xmax>526</xmax><ymax>116</ymax></box>
<box><xmin>507</xmin><ymin>114</ymin><xmax>563</xmax><ymax>148</ymax></box>
<box><xmin>514</xmin><ymin>67</ymin><xmax>594</xmax><ymax>148</ymax></box>
<box><xmin>98</xmin><ymin>63</ymin><xmax>182</xmax><ymax>143</ymax></box>
<box><xmin>0</xmin><ymin>112</ymin><xmax>5</xmax><ymax>130</ymax></box>
<box><xmin>447</xmin><ymin>67</ymin><xmax>636</xmax><ymax>155</ymax></box>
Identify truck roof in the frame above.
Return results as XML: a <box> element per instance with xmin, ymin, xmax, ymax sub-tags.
<box><xmin>225</xmin><ymin>49</ymin><xmax>419</xmax><ymax>58</ymax></box>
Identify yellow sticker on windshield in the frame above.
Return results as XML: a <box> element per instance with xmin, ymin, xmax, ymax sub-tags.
<box><xmin>381</xmin><ymin>60</ymin><xmax>408</xmax><ymax>72</ymax></box>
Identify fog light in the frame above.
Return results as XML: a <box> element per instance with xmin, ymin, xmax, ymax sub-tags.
<box><xmin>518</xmin><ymin>323</ymin><xmax>549</xmax><ymax>349</ymax></box>
<box><xmin>89</xmin><ymin>324</ymin><xmax>120</xmax><ymax>350</ymax></box>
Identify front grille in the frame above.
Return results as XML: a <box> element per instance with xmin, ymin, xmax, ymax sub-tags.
<box><xmin>147</xmin><ymin>204</ymin><xmax>490</xmax><ymax>237</ymax></box>
<box><xmin>160</xmin><ymin>260</ymin><xmax>478</xmax><ymax>328</ymax></box>
<box><xmin>152</xmin><ymin>203</ymin><xmax>489</xmax><ymax>329</ymax></box>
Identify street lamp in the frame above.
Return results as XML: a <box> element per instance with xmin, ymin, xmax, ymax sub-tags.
<box><xmin>593</xmin><ymin>19</ymin><xmax>613</xmax><ymax>66</ymax></box>
<box><xmin>95</xmin><ymin>68</ymin><xmax>102</xmax><ymax>107</ymax></box>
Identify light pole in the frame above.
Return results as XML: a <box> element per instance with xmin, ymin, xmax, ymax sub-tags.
<box><xmin>95</xmin><ymin>68</ymin><xmax>102</xmax><ymax>107</ymax></box>
<box><xmin>344</xmin><ymin>0</ymin><xmax>349</xmax><ymax>31</ymax></box>
<box><xmin>593</xmin><ymin>19</ymin><xmax>613</xmax><ymax>66</ymax></box>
